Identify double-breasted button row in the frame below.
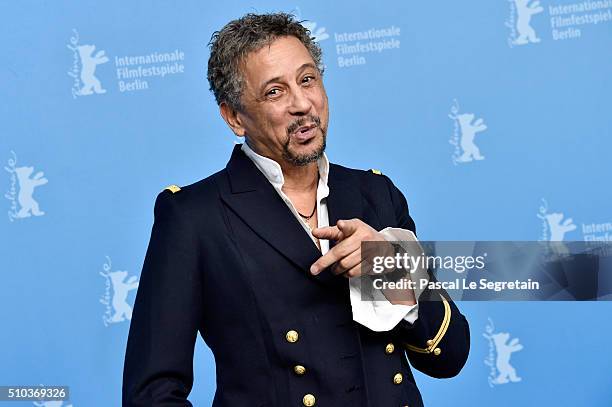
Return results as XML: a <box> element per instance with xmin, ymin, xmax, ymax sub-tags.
<box><xmin>285</xmin><ymin>331</ymin><xmax>314</xmax><ymax>405</ymax></box>
<box><xmin>385</xmin><ymin>343</ymin><xmax>402</xmax><ymax>385</ymax></box>
<box><xmin>286</xmin><ymin>330</ymin><xmax>306</xmax><ymax>375</ymax></box>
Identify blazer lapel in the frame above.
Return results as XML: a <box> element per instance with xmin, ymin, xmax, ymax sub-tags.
<box><xmin>221</xmin><ymin>145</ymin><xmax>322</xmax><ymax>274</ymax></box>
<box><xmin>302</xmin><ymin>163</ymin><xmax>365</xmax><ymax>285</ymax></box>
<box><xmin>221</xmin><ymin>145</ymin><xmax>370</xmax><ymax>287</ymax></box>
<box><xmin>326</xmin><ymin>163</ymin><xmax>364</xmax><ymax>232</ymax></box>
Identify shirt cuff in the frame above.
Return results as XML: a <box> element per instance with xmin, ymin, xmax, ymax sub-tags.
<box><xmin>379</xmin><ymin>226</ymin><xmax>430</xmax><ymax>308</ymax></box>
<box><xmin>349</xmin><ymin>278</ymin><xmax>418</xmax><ymax>331</ymax></box>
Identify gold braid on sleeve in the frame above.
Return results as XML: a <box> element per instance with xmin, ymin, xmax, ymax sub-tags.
<box><xmin>404</xmin><ymin>293</ymin><xmax>451</xmax><ymax>357</ymax></box>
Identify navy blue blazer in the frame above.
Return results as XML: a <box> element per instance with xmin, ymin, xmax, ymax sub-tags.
<box><xmin>123</xmin><ymin>144</ymin><xmax>470</xmax><ymax>406</ymax></box>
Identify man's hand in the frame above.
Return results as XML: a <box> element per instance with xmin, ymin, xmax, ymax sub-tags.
<box><xmin>310</xmin><ymin>219</ymin><xmax>416</xmax><ymax>306</ymax></box>
<box><xmin>310</xmin><ymin>218</ymin><xmax>390</xmax><ymax>278</ymax></box>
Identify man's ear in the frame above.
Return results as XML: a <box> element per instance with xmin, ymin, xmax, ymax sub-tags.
<box><xmin>219</xmin><ymin>102</ymin><xmax>246</xmax><ymax>137</ymax></box>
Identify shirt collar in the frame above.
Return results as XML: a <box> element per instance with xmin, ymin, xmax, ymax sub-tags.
<box><xmin>240</xmin><ymin>141</ymin><xmax>329</xmax><ymax>191</ymax></box>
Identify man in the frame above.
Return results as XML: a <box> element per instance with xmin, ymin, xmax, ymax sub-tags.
<box><xmin>123</xmin><ymin>12</ymin><xmax>469</xmax><ymax>407</ymax></box>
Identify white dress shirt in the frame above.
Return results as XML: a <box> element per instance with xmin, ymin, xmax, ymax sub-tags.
<box><xmin>241</xmin><ymin>141</ymin><xmax>426</xmax><ymax>331</ymax></box>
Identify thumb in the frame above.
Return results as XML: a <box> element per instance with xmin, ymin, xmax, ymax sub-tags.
<box><xmin>312</xmin><ymin>225</ymin><xmax>343</xmax><ymax>241</ymax></box>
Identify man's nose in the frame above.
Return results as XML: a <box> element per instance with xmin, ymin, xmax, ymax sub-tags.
<box><xmin>288</xmin><ymin>86</ymin><xmax>313</xmax><ymax>115</ymax></box>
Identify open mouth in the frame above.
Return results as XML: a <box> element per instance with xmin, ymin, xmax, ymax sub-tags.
<box><xmin>292</xmin><ymin>124</ymin><xmax>317</xmax><ymax>142</ymax></box>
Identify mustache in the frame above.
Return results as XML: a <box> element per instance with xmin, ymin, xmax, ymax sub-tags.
<box><xmin>286</xmin><ymin>115</ymin><xmax>322</xmax><ymax>137</ymax></box>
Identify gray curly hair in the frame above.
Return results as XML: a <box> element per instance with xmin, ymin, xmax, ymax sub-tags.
<box><xmin>207</xmin><ymin>12</ymin><xmax>324</xmax><ymax>112</ymax></box>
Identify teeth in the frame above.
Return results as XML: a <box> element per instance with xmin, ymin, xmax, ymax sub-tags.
<box><xmin>300</xmin><ymin>126</ymin><xmax>313</xmax><ymax>133</ymax></box>
<box><xmin>293</xmin><ymin>125</ymin><xmax>315</xmax><ymax>136</ymax></box>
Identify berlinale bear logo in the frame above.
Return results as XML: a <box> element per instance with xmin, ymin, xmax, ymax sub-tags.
<box><xmin>108</xmin><ymin>270</ymin><xmax>139</xmax><ymax>322</ymax></box>
<box><xmin>301</xmin><ymin>20</ymin><xmax>329</xmax><ymax>42</ymax></box>
<box><xmin>449</xmin><ymin>100</ymin><xmax>488</xmax><ymax>164</ymax></box>
<box><xmin>507</xmin><ymin>0</ymin><xmax>544</xmax><ymax>46</ymax></box>
<box><xmin>76</xmin><ymin>44</ymin><xmax>109</xmax><ymax>95</ymax></box>
<box><xmin>295</xmin><ymin>7</ymin><xmax>329</xmax><ymax>43</ymax></box>
<box><xmin>5</xmin><ymin>151</ymin><xmax>48</xmax><ymax>222</ymax></box>
<box><xmin>537</xmin><ymin>198</ymin><xmax>576</xmax><ymax>242</ymax></box>
<box><xmin>488</xmin><ymin>332</ymin><xmax>524</xmax><ymax>384</ymax></box>
<box><xmin>14</xmin><ymin>166</ymin><xmax>48</xmax><ymax>218</ymax></box>
<box><xmin>67</xmin><ymin>29</ymin><xmax>109</xmax><ymax>98</ymax></box>
<box><xmin>514</xmin><ymin>0</ymin><xmax>544</xmax><ymax>45</ymax></box>
<box><xmin>455</xmin><ymin>113</ymin><xmax>488</xmax><ymax>163</ymax></box>
<box><xmin>100</xmin><ymin>256</ymin><xmax>140</xmax><ymax>326</ymax></box>
<box><xmin>484</xmin><ymin>318</ymin><xmax>523</xmax><ymax>387</ymax></box>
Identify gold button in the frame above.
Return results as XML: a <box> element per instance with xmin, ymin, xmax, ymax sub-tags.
<box><xmin>426</xmin><ymin>339</ymin><xmax>434</xmax><ymax>347</ymax></box>
<box><xmin>286</xmin><ymin>330</ymin><xmax>299</xmax><ymax>343</ymax></box>
<box><xmin>294</xmin><ymin>365</ymin><xmax>306</xmax><ymax>375</ymax></box>
<box><xmin>433</xmin><ymin>347</ymin><xmax>442</xmax><ymax>356</ymax></box>
<box><xmin>393</xmin><ymin>373</ymin><xmax>403</xmax><ymax>384</ymax></box>
<box><xmin>303</xmin><ymin>393</ymin><xmax>316</xmax><ymax>406</ymax></box>
<box><xmin>385</xmin><ymin>343</ymin><xmax>395</xmax><ymax>354</ymax></box>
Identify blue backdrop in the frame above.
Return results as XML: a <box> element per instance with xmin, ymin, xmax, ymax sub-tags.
<box><xmin>2</xmin><ymin>1</ymin><xmax>611</xmax><ymax>405</ymax></box>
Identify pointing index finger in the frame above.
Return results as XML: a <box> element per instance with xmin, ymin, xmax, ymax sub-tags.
<box><xmin>310</xmin><ymin>247</ymin><xmax>343</xmax><ymax>275</ymax></box>
<box><xmin>310</xmin><ymin>236</ymin><xmax>359</xmax><ymax>275</ymax></box>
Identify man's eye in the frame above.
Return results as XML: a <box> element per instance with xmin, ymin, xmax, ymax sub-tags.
<box><xmin>302</xmin><ymin>75</ymin><xmax>315</xmax><ymax>84</ymax></box>
<box><xmin>266</xmin><ymin>88</ymin><xmax>281</xmax><ymax>97</ymax></box>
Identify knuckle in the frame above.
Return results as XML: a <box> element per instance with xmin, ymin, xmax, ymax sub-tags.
<box><xmin>335</xmin><ymin>246</ymin><xmax>349</xmax><ymax>258</ymax></box>
<box><xmin>338</xmin><ymin>257</ymin><xmax>351</xmax><ymax>269</ymax></box>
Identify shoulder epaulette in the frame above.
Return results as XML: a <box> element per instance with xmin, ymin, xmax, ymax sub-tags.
<box><xmin>164</xmin><ymin>184</ymin><xmax>181</xmax><ymax>194</ymax></box>
<box><xmin>370</xmin><ymin>169</ymin><xmax>382</xmax><ymax>175</ymax></box>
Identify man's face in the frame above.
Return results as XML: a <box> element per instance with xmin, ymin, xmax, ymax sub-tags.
<box><xmin>231</xmin><ymin>35</ymin><xmax>329</xmax><ymax>166</ymax></box>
